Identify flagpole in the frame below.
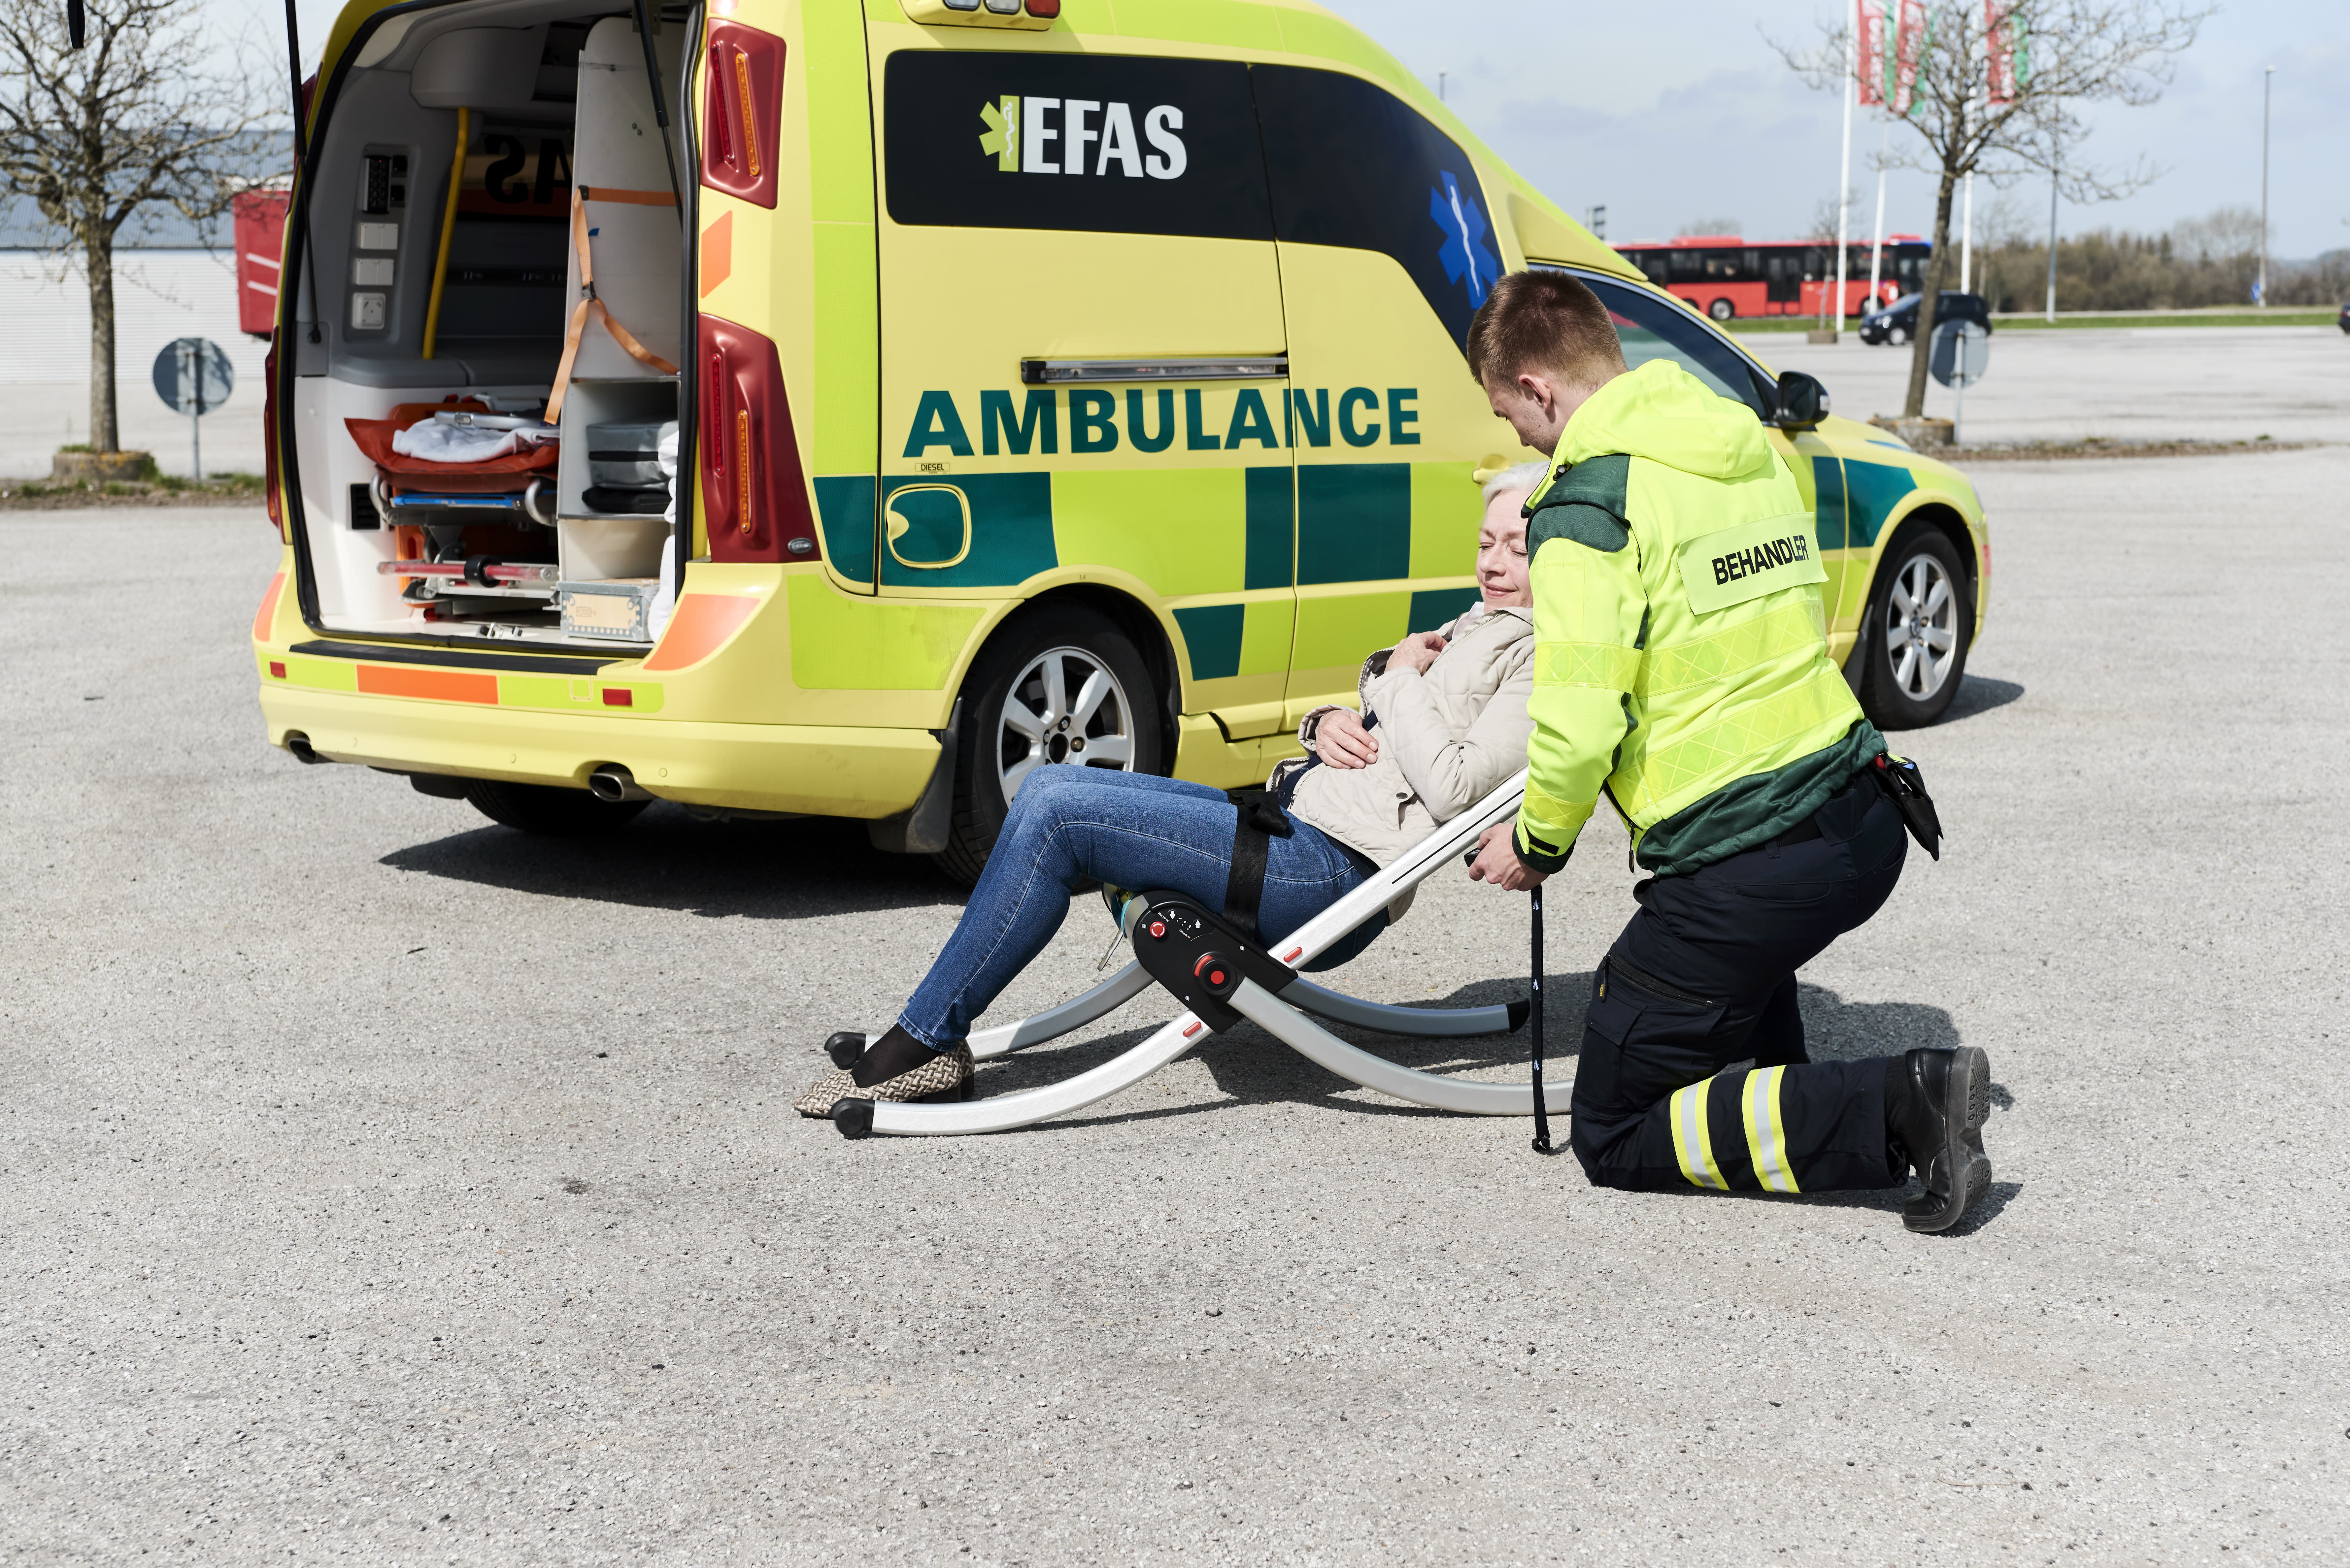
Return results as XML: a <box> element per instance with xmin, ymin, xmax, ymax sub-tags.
<box><xmin>1836</xmin><ymin>22</ymin><xmax>1855</xmax><ymax>336</ymax></box>
<box><xmin>1869</xmin><ymin>117</ymin><xmax>1889</xmax><ymax>309</ymax></box>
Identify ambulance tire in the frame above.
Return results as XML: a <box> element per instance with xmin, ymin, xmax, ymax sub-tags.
<box><xmin>1856</xmin><ymin>522</ymin><xmax>1972</xmax><ymax>730</ymax></box>
<box><xmin>463</xmin><ymin>779</ymin><xmax>650</xmax><ymax>837</ymax></box>
<box><xmin>933</xmin><ymin>608</ymin><xmax>1164</xmax><ymax>887</ymax></box>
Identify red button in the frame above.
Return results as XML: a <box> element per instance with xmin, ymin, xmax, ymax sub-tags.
<box><xmin>1209</xmin><ymin>969</ymin><xmax>1225</xmax><ymax>986</ymax></box>
<box><xmin>1149</xmin><ymin>920</ymin><xmax>1166</xmax><ymax>939</ymax></box>
<box><xmin>1025</xmin><ymin>0</ymin><xmax>1060</xmax><ymax>15</ymax></box>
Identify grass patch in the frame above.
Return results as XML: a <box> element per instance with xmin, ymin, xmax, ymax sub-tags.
<box><xmin>1729</xmin><ymin>308</ymin><xmax>2336</xmax><ymax>335</ymax></box>
<box><xmin>1994</xmin><ymin>310</ymin><xmax>2335</xmax><ymax>331</ymax></box>
<box><xmin>1952</xmin><ymin>435</ymin><xmax>2306</xmax><ymax>462</ymax></box>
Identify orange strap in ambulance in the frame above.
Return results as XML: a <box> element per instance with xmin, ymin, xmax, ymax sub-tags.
<box><xmin>545</xmin><ymin>184</ymin><xmax>680</xmax><ymax>423</ymax></box>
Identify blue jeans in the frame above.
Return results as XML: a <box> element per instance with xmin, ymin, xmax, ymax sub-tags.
<box><xmin>899</xmin><ymin>767</ymin><xmax>1378</xmax><ymax>1048</ymax></box>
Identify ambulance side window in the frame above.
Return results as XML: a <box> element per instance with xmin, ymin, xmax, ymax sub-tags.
<box><xmin>1251</xmin><ymin>64</ymin><xmax>1499</xmax><ymax>353</ymax></box>
<box><xmin>1576</xmin><ymin>273</ymin><xmax>1774</xmax><ymax>418</ymax></box>
<box><xmin>883</xmin><ymin>52</ymin><xmax>1272</xmax><ymax>241</ymax></box>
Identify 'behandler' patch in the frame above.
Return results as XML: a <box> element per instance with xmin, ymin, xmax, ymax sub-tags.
<box><xmin>1677</xmin><ymin>513</ymin><xmax>1828</xmax><ymax>615</ymax></box>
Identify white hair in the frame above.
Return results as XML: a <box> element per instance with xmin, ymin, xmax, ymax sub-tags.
<box><xmin>1480</xmin><ymin>459</ymin><xmax>1552</xmax><ymax>508</ymax></box>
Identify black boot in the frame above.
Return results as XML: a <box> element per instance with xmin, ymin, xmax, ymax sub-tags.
<box><xmin>1885</xmin><ymin>1047</ymin><xmax>1992</xmax><ymax>1234</ymax></box>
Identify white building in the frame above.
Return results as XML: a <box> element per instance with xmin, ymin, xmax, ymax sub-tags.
<box><xmin>0</xmin><ymin>247</ymin><xmax>269</xmax><ymax>479</ymax></box>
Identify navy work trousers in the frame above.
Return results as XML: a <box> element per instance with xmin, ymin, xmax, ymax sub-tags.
<box><xmin>1571</xmin><ymin>773</ymin><xmax>1911</xmax><ymax>1194</ymax></box>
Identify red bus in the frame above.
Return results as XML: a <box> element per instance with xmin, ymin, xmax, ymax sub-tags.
<box><xmin>1612</xmin><ymin>235</ymin><xmax>1931</xmax><ymax>323</ymax></box>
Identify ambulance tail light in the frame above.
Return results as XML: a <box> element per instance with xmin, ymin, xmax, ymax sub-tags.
<box><xmin>698</xmin><ymin>313</ymin><xmax>817</xmax><ymax>564</ymax></box>
<box><xmin>263</xmin><ymin>335</ymin><xmax>284</xmax><ymax>539</ymax></box>
<box><xmin>701</xmin><ymin>22</ymin><xmax>782</xmax><ymax>209</ymax></box>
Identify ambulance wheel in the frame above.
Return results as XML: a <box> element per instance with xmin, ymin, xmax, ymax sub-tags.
<box><xmin>933</xmin><ymin>608</ymin><xmax>1163</xmax><ymax>887</ymax></box>
<box><xmin>1708</xmin><ymin>297</ymin><xmax>1735</xmax><ymax>322</ymax></box>
<box><xmin>1857</xmin><ymin>523</ymin><xmax>1972</xmax><ymax>730</ymax></box>
<box><xmin>463</xmin><ymin>779</ymin><xmax>649</xmax><ymax>836</ymax></box>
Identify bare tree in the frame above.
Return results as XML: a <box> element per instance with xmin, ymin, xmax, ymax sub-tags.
<box><xmin>1810</xmin><ymin>190</ymin><xmax>1860</xmax><ymax>243</ymax></box>
<box><xmin>0</xmin><ymin>0</ymin><xmax>274</xmax><ymax>454</ymax></box>
<box><xmin>1776</xmin><ymin>1</ymin><xmax>2209</xmax><ymax>420</ymax></box>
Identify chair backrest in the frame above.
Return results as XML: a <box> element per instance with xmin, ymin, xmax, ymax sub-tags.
<box><xmin>1261</xmin><ymin>769</ymin><xmax>1528</xmax><ymax>970</ymax></box>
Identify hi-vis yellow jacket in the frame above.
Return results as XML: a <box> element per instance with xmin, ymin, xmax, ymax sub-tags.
<box><xmin>1512</xmin><ymin>360</ymin><xmax>1883</xmax><ymax>877</ymax></box>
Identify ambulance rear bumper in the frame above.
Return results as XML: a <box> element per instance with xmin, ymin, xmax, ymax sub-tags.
<box><xmin>259</xmin><ymin>684</ymin><xmax>941</xmax><ymax>819</ymax></box>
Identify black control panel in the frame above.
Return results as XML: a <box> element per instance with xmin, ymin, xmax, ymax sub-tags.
<box><xmin>1128</xmin><ymin>893</ymin><xmax>1296</xmax><ymax>1033</ymax></box>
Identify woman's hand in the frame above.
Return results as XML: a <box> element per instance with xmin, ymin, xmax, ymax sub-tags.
<box><xmin>1314</xmin><ymin>708</ymin><xmax>1379</xmax><ymax>769</ymax></box>
<box><xmin>1388</xmin><ymin>630</ymin><xmax>1448</xmax><ymax>675</ymax></box>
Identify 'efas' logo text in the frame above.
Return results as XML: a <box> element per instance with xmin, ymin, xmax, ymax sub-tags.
<box><xmin>978</xmin><ymin>96</ymin><xmax>1189</xmax><ymax>179</ymax></box>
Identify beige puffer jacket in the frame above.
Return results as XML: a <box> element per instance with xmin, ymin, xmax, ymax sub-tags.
<box><xmin>1276</xmin><ymin>603</ymin><xmax>1534</xmax><ymax>918</ymax></box>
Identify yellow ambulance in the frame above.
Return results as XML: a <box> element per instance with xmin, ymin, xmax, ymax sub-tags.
<box><xmin>254</xmin><ymin>0</ymin><xmax>1990</xmax><ymax>880</ymax></box>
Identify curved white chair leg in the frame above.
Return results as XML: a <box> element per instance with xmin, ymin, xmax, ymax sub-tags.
<box><xmin>861</xmin><ymin>1012</ymin><xmax>1208</xmax><ymax>1136</ymax></box>
<box><xmin>1281</xmin><ymin>978</ymin><xmax>1527</xmax><ymax>1038</ymax></box>
<box><xmin>966</xmin><ymin>962</ymin><xmax>1154</xmax><ymax>1062</ymax></box>
<box><xmin>1225</xmin><ymin>979</ymin><xmax>1567</xmax><ymax>1117</ymax></box>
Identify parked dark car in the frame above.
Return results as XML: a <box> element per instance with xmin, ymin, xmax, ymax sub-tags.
<box><xmin>1860</xmin><ymin>291</ymin><xmax>1994</xmax><ymax>346</ymax></box>
<box><xmin>2338</xmin><ymin>302</ymin><xmax>2349</xmax><ymax>335</ymax></box>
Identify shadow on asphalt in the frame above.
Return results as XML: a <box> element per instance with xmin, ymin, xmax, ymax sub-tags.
<box><xmin>1939</xmin><ymin>673</ymin><xmax>2026</xmax><ymax>723</ymax></box>
<box><xmin>378</xmin><ymin>805</ymin><xmax>965</xmax><ymax>920</ymax></box>
<box><xmin>982</xmin><ymin>977</ymin><xmax>1971</xmax><ymax>1133</ymax></box>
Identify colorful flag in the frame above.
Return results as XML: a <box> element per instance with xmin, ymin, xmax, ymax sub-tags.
<box><xmin>1893</xmin><ymin>0</ymin><xmax>1928</xmax><ymax>118</ymax></box>
<box><xmin>1986</xmin><ymin>1</ymin><xmax>2029</xmax><ymax>105</ymax></box>
<box><xmin>1856</xmin><ymin>0</ymin><xmax>1885</xmax><ymax>106</ymax></box>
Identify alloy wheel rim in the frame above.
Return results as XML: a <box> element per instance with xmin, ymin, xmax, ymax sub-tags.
<box><xmin>1883</xmin><ymin>552</ymin><xmax>1958</xmax><ymax>701</ymax></box>
<box><xmin>996</xmin><ymin>646</ymin><xmax>1138</xmax><ymax>803</ymax></box>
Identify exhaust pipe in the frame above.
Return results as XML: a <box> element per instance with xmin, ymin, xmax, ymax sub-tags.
<box><xmin>588</xmin><ymin>764</ymin><xmax>653</xmax><ymax>803</ymax></box>
<box><xmin>285</xmin><ymin>731</ymin><xmax>326</xmax><ymax>765</ymax></box>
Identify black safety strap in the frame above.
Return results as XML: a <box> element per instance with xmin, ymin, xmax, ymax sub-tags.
<box><xmin>1222</xmin><ymin>791</ymin><xmax>1294</xmax><ymax>943</ymax></box>
<box><xmin>1529</xmin><ymin>886</ymin><xmax>1553</xmax><ymax>1155</ymax></box>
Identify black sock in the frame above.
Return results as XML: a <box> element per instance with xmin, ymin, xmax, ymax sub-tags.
<box><xmin>851</xmin><ymin>1025</ymin><xmax>943</xmax><ymax>1088</ymax></box>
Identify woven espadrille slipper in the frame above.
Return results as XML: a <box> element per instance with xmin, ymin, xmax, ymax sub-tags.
<box><xmin>794</xmin><ymin>1042</ymin><xmax>973</xmax><ymax>1119</ymax></box>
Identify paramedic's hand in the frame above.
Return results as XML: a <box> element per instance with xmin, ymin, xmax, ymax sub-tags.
<box><xmin>1316</xmin><ymin>709</ymin><xmax>1379</xmax><ymax>769</ymax></box>
<box><xmin>1389</xmin><ymin>630</ymin><xmax>1448</xmax><ymax>675</ymax></box>
<box><xmin>1469</xmin><ymin>822</ymin><xmax>1547</xmax><ymax>892</ymax></box>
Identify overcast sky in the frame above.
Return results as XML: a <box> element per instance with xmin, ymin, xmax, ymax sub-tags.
<box><xmin>233</xmin><ymin>0</ymin><xmax>2345</xmax><ymax>258</ymax></box>
<box><xmin>1322</xmin><ymin>0</ymin><xmax>2348</xmax><ymax>259</ymax></box>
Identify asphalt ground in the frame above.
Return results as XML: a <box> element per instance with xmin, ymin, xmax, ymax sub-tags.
<box><xmin>6</xmin><ymin>441</ymin><xmax>2349</xmax><ymax>1561</ymax></box>
<box><xmin>1758</xmin><ymin>324</ymin><xmax>2346</xmax><ymax>447</ymax></box>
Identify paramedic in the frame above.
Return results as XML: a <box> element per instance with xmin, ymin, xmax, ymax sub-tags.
<box><xmin>1460</xmin><ymin>270</ymin><xmax>1991</xmax><ymax>1235</ymax></box>
<box><xmin>794</xmin><ymin>465</ymin><xmax>1549</xmax><ymax>1119</ymax></box>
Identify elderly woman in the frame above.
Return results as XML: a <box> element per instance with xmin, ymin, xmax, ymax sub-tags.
<box><xmin>795</xmin><ymin>461</ymin><xmax>1551</xmax><ymax>1116</ymax></box>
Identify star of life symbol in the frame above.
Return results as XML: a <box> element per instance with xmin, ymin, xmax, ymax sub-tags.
<box><xmin>1430</xmin><ymin>170</ymin><xmax>1498</xmax><ymax>309</ymax></box>
<box><xmin>980</xmin><ymin>96</ymin><xmax>1021</xmax><ymax>170</ymax></box>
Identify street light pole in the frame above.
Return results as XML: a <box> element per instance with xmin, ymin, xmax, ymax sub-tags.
<box><xmin>2044</xmin><ymin>145</ymin><xmax>2059</xmax><ymax>323</ymax></box>
<box><xmin>2257</xmin><ymin>66</ymin><xmax>2272</xmax><ymax>308</ymax></box>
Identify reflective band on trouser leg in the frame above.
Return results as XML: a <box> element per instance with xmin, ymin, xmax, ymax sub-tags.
<box><xmin>1534</xmin><ymin>640</ymin><xmax>1643</xmax><ymax>692</ymax></box>
<box><xmin>1621</xmin><ymin>662</ymin><xmax>1862</xmax><ymax>819</ymax></box>
<box><xmin>1668</xmin><ymin>1077</ymin><xmax>1729</xmax><ymax>1190</ymax></box>
<box><xmin>1742</xmin><ymin>1065</ymin><xmax>1802</xmax><ymax>1193</ymax></box>
<box><xmin>1638</xmin><ymin>600</ymin><xmax>1827</xmax><ymax>695</ymax></box>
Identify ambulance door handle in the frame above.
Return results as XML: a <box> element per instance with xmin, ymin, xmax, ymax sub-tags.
<box><xmin>1019</xmin><ymin>356</ymin><xmax>1288</xmax><ymax>385</ymax></box>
